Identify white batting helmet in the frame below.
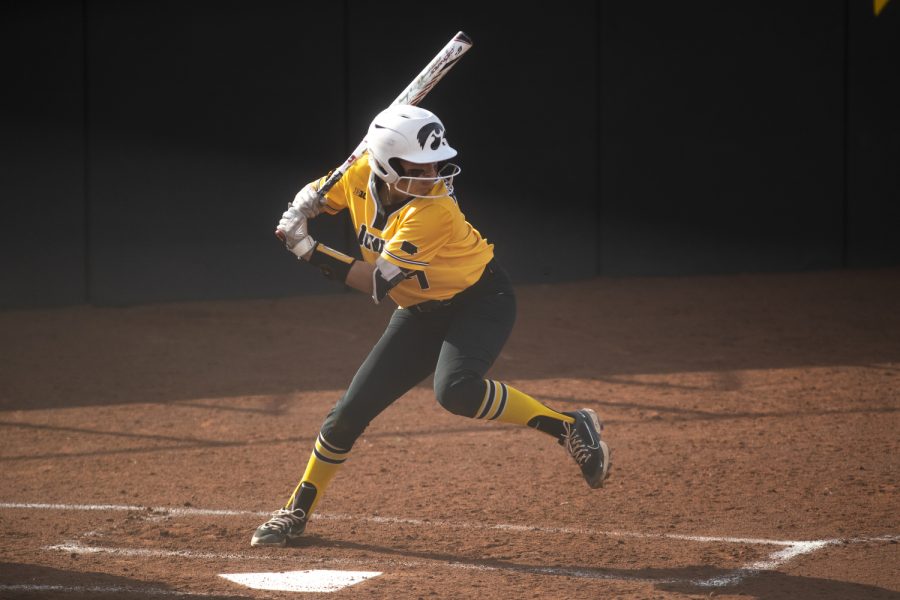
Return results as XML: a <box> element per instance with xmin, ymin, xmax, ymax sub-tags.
<box><xmin>366</xmin><ymin>105</ymin><xmax>458</xmax><ymax>185</ymax></box>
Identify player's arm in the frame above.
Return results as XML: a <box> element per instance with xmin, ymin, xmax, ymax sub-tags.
<box><xmin>302</xmin><ymin>245</ymin><xmax>409</xmax><ymax>303</ymax></box>
<box><xmin>341</xmin><ymin>257</ymin><xmax>411</xmax><ymax>303</ymax></box>
<box><xmin>276</xmin><ymin>212</ymin><xmax>408</xmax><ymax>303</ymax></box>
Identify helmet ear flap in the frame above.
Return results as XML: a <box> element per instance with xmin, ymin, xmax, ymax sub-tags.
<box><xmin>370</xmin><ymin>157</ymin><xmax>397</xmax><ymax>184</ymax></box>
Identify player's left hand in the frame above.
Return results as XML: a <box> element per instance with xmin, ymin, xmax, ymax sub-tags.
<box><xmin>276</xmin><ymin>205</ymin><xmax>316</xmax><ymax>259</ymax></box>
<box><xmin>292</xmin><ymin>182</ymin><xmax>327</xmax><ymax>218</ymax></box>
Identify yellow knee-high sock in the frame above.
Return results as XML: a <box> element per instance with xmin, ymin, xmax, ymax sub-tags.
<box><xmin>474</xmin><ymin>380</ymin><xmax>574</xmax><ymax>436</ymax></box>
<box><xmin>284</xmin><ymin>432</ymin><xmax>350</xmax><ymax>515</ymax></box>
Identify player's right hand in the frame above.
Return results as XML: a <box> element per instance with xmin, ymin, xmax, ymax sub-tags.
<box><xmin>276</xmin><ymin>206</ymin><xmax>316</xmax><ymax>259</ymax></box>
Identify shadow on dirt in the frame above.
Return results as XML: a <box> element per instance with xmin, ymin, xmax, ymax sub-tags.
<box><xmin>547</xmin><ymin>395</ymin><xmax>900</xmax><ymax>423</ymax></box>
<box><xmin>1</xmin><ymin>268</ymin><xmax>899</xmax><ymax>410</ymax></box>
<box><xmin>293</xmin><ymin>535</ymin><xmax>900</xmax><ymax>600</ymax></box>
<box><xmin>658</xmin><ymin>569</ymin><xmax>900</xmax><ymax>600</ymax></box>
<box><xmin>0</xmin><ymin>562</ymin><xmax>246</xmax><ymax>599</ymax></box>
<box><xmin>0</xmin><ymin>419</ymin><xmax>508</xmax><ymax>462</ymax></box>
<box><xmin>3</xmin><ymin>393</ymin><xmax>898</xmax><ymax>462</ymax></box>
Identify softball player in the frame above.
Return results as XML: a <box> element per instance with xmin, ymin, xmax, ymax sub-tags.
<box><xmin>251</xmin><ymin>105</ymin><xmax>611</xmax><ymax>547</ymax></box>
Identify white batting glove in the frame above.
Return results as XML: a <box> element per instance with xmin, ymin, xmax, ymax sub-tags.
<box><xmin>276</xmin><ymin>205</ymin><xmax>317</xmax><ymax>259</ymax></box>
<box><xmin>292</xmin><ymin>182</ymin><xmax>328</xmax><ymax>218</ymax></box>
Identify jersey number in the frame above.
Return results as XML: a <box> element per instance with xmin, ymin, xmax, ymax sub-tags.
<box><xmin>405</xmin><ymin>270</ymin><xmax>430</xmax><ymax>290</ymax></box>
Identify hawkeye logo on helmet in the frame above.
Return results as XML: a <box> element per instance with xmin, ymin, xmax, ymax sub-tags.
<box><xmin>416</xmin><ymin>123</ymin><xmax>444</xmax><ymax>150</ymax></box>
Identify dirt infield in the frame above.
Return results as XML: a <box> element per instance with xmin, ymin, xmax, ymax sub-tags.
<box><xmin>1</xmin><ymin>268</ymin><xmax>898</xmax><ymax>599</ymax></box>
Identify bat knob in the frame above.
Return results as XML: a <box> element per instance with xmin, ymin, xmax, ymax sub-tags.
<box><xmin>275</xmin><ymin>230</ymin><xmax>286</xmax><ymax>243</ymax></box>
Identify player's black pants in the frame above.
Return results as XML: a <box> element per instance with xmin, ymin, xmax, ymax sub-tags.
<box><xmin>320</xmin><ymin>260</ymin><xmax>515</xmax><ymax>450</ymax></box>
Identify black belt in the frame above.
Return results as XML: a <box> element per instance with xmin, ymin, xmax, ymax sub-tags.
<box><xmin>407</xmin><ymin>259</ymin><xmax>498</xmax><ymax>314</ymax></box>
<box><xmin>407</xmin><ymin>298</ymin><xmax>454</xmax><ymax>314</ymax></box>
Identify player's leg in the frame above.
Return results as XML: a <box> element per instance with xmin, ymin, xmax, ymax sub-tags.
<box><xmin>432</xmin><ymin>264</ymin><xmax>572</xmax><ymax>429</ymax></box>
<box><xmin>433</xmin><ymin>264</ymin><xmax>611</xmax><ymax>489</ymax></box>
<box><xmin>251</xmin><ymin>309</ymin><xmax>446</xmax><ymax>547</ymax></box>
<box><xmin>286</xmin><ymin>308</ymin><xmax>446</xmax><ymax>513</ymax></box>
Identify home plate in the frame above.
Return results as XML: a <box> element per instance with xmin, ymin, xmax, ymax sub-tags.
<box><xmin>219</xmin><ymin>570</ymin><xmax>381</xmax><ymax>592</ymax></box>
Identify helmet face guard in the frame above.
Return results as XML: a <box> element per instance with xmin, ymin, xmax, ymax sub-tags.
<box><xmin>366</xmin><ymin>105</ymin><xmax>459</xmax><ymax>193</ymax></box>
<box><xmin>391</xmin><ymin>161</ymin><xmax>462</xmax><ymax>198</ymax></box>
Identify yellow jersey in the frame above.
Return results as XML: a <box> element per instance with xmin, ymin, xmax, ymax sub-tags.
<box><xmin>316</xmin><ymin>155</ymin><xmax>494</xmax><ymax>308</ymax></box>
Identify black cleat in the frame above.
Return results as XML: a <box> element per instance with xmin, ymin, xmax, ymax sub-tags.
<box><xmin>250</xmin><ymin>508</ymin><xmax>308</xmax><ymax>547</ymax></box>
<box><xmin>561</xmin><ymin>409</ymin><xmax>611</xmax><ymax>489</ymax></box>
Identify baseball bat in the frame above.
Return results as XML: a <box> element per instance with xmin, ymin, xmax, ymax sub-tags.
<box><xmin>277</xmin><ymin>31</ymin><xmax>473</xmax><ymax>244</ymax></box>
<box><xmin>275</xmin><ymin>31</ymin><xmax>472</xmax><ymax>242</ymax></box>
<box><xmin>318</xmin><ymin>31</ymin><xmax>473</xmax><ymax>197</ymax></box>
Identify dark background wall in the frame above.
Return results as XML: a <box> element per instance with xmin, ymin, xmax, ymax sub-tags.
<box><xmin>1</xmin><ymin>0</ymin><xmax>898</xmax><ymax>308</ymax></box>
<box><xmin>600</xmin><ymin>1</ymin><xmax>845</xmax><ymax>276</ymax></box>
<box><xmin>847</xmin><ymin>0</ymin><xmax>900</xmax><ymax>268</ymax></box>
<box><xmin>2</xmin><ymin>2</ymin><xmax>86</xmax><ymax>306</ymax></box>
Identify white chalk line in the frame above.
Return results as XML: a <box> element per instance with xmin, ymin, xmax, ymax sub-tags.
<box><xmin>0</xmin><ymin>502</ymin><xmax>256</xmax><ymax>517</ymax></box>
<box><xmin>5</xmin><ymin>501</ymin><xmax>898</xmax><ymax>590</ymax></box>
<box><xmin>0</xmin><ymin>583</ymin><xmax>215</xmax><ymax>597</ymax></box>
<box><xmin>42</xmin><ymin>540</ymin><xmax>682</xmax><ymax>585</ymax></box>
<box><xmin>693</xmin><ymin>540</ymin><xmax>834</xmax><ymax>587</ymax></box>
<box><xmin>40</xmin><ymin>537</ymin><xmax>892</xmax><ymax>589</ymax></box>
<box><xmin>0</xmin><ymin>501</ymin><xmax>834</xmax><ymax>546</ymax></box>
